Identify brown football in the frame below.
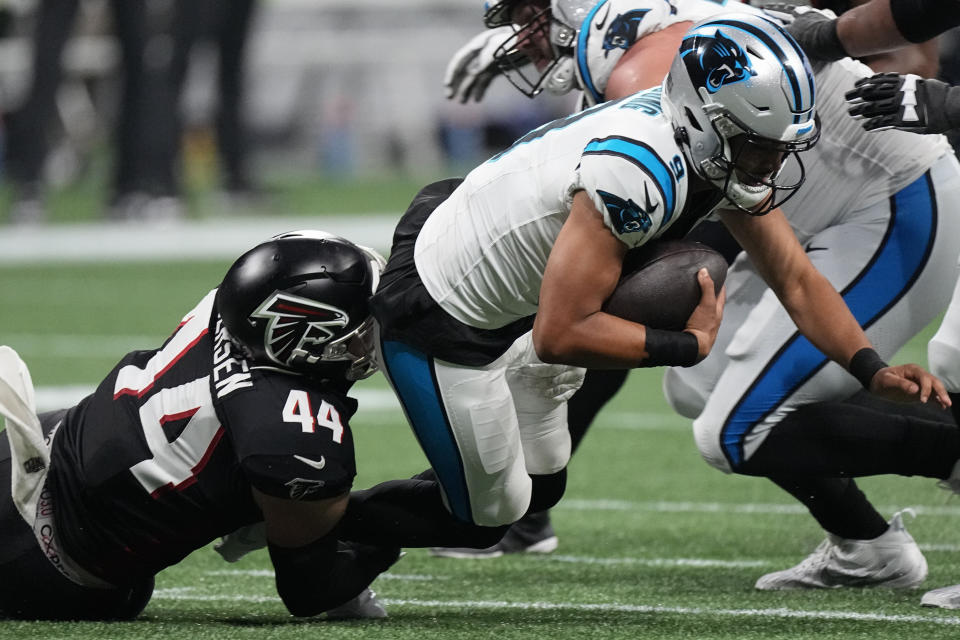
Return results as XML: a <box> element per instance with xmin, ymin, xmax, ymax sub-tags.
<box><xmin>602</xmin><ymin>240</ymin><xmax>728</xmax><ymax>331</ymax></box>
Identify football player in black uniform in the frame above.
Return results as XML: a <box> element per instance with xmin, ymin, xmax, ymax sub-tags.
<box><xmin>0</xmin><ymin>230</ymin><xmax>399</xmax><ymax>620</ymax></box>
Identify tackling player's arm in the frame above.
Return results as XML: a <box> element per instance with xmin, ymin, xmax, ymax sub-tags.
<box><xmin>534</xmin><ymin>190</ymin><xmax>722</xmax><ymax>368</ymax></box>
<box><xmin>718</xmin><ymin>206</ymin><xmax>951</xmax><ymax>406</ymax></box>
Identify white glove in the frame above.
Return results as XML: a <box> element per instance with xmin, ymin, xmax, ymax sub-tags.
<box><xmin>444</xmin><ymin>26</ymin><xmax>516</xmax><ymax>103</ymax></box>
<box><xmin>510</xmin><ymin>360</ymin><xmax>587</xmax><ymax>403</ymax></box>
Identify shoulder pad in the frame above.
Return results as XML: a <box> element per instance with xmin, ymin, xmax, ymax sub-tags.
<box><xmin>574</xmin><ymin>0</ymin><xmax>673</xmax><ymax>105</ymax></box>
<box><xmin>573</xmin><ymin>103</ymin><xmax>688</xmax><ymax>248</ymax></box>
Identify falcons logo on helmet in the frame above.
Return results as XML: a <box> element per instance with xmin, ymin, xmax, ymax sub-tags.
<box><xmin>252</xmin><ymin>292</ymin><xmax>349</xmax><ymax>368</ymax></box>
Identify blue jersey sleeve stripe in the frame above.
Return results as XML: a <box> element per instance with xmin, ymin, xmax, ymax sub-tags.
<box><xmin>583</xmin><ymin>136</ymin><xmax>676</xmax><ymax>225</ymax></box>
<box><xmin>576</xmin><ymin>0</ymin><xmax>610</xmax><ymax>104</ymax></box>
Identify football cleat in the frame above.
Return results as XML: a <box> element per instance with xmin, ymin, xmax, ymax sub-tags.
<box><xmin>324</xmin><ymin>588</ymin><xmax>388</xmax><ymax>620</ymax></box>
<box><xmin>754</xmin><ymin>510</ymin><xmax>927</xmax><ymax>590</ymax></box>
<box><xmin>921</xmin><ymin>583</ymin><xmax>960</xmax><ymax>609</ymax></box>
<box><xmin>213</xmin><ymin>522</ymin><xmax>267</xmax><ymax>563</ymax></box>
<box><xmin>429</xmin><ymin>510</ymin><xmax>558</xmax><ymax>559</ymax></box>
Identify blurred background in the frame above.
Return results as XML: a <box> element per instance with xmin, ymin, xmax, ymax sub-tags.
<box><xmin>0</xmin><ymin>0</ymin><xmax>581</xmax><ymax>228</ymax></box>
<box><xmin>1</xmin><ymin>0</ymin><xmax>959</xmax><ymax>228</ymax></box>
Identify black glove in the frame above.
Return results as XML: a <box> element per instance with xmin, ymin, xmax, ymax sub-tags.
<box><xmin>761</xmin><ymin>3</ymin><xmax>848</xmax><ymax>61</ymax></box>
<box><xmin>846</xmin><ymin>72</ymin><xmax>960</xmax><ymax>134</ymax></box>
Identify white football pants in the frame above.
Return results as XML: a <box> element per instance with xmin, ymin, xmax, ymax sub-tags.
<box><xmin>663</xmin><ymin>153</ymin><xmax>960</xmax><ymax>473</ymax></box>
<box><xmin>376</xmin><ymin>327</ymin><xmax>582</xmax><ymax>527</ymax></box>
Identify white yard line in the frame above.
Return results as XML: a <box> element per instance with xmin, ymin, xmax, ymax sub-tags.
<box><xmin>558</xmin><ymin>498</ymin><xmax>960</xmax><ymax>517</ymax></box>
<box><xmin>0</xmin><ymin>215</ymin><xmax>398</xmax><ymax>264</ymax></box>
<box><xmin>150</xmin><ymin>589</ymin><xmax>960</xmax><ymax>625</ymax></box>
<box><xmin>205</xmin><ymin>569</ymin><xmax>439</xmax><ymax>581</ymax></box>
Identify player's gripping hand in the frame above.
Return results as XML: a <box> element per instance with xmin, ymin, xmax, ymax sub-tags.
<box><xmin>444</xmin><ymin>26</ymin><xmax>517</xmax><ymax>103</ymax></box>
<box><xmin>868</xmin><ymin>363</ymin><xmax>952</xmax><ymax>409</ymax></box>
<box><xmin>683</xmin><ymin>268</ymin><xmax>726</xmax><ymax>363</ymax></box>
<box><xmin>846</xmin><ymin>73</ymin><xmax>960</xmax><ymax>134</ymax></box>
<box><xmin>760</xmin><ymin>4</ymin><xmax>846</xmax><ymax>61</ymax></box>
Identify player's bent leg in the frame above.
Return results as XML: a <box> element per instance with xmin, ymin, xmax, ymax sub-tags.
<box><xmin>378</xmin><ymin>337</ymin><xmax>532</xmax><ymax>527</ymax></box>
<box><xmin>342</xmin><ymin>477</ymin><xmax>507</xmax><ymax>549</ymax></box>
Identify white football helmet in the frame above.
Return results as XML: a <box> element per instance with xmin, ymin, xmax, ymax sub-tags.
<box><xmin>661</xmin><ymin>13</ymin><xmax>819</xmax><ymax>213</ymax></box>
<box><xmin>482</xmin><ymin>0</ymin><xmax>594</xmax><ymax>97</ymax></box>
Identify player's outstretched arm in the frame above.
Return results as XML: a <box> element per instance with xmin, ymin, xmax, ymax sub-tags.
<box><xmin>444</xmin><ymin>26</ymin><xmax>517</xmax><ymax>103</ymax></box>
<box><xmin>720</xmin><ymin>207</ymin><xmax>951</xmax><ymax>407</ymax></box>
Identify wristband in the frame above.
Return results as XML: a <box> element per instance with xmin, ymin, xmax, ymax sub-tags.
<box><xmin>848</xmin><ymin>347</ymin><xmax>888</xmax><ymax>389</ymax></box>
<box><xmin>641</xmin><ymin>329</ymin><xmax>699</xmax><ymax>368</ymax></box>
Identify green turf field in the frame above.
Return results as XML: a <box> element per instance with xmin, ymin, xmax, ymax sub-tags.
<box><xmin>1</xmin><ymin>258</ymin><xmax>959</xmax><ymax>639</ymax></box>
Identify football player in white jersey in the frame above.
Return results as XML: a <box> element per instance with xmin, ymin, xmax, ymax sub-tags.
<box><xmin>370</xmin><ymin>14</ymin><xmax>952</xmax><ymax>574</ymax></box>
<box><xmin>440</xmin><ymin>0</ymin><xmax>960</xmax><ymax>595</ymax></box>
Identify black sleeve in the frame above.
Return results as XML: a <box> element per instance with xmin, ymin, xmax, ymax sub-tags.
<box><xmin>890</xmin><ymin>0</ymin><xmax>960</xmax><ymax>42</ymax></box>
<box><xmin>218</xmin><ymin>371</ymin><xmax>357</xmax><ymax>501</ymax></box>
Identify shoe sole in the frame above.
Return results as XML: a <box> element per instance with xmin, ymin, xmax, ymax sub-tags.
<box><xmin>428</xmin><ymin>536</ymin><xmax>559</xmax><ymax>559</ymax></box>
<box><xmin>428</xmin><ymin>548</ymin><xmax>506</xmax><ymax>559</ymax></box>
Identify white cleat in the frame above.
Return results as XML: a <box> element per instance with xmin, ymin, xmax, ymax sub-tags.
<box><xmin>213</xmin><ymin>522</ymin><xmax>267</xmax><ymax>563</ymax></box>
<box><xmin>324</xmin><ymin>588</ymin><xmax>388</xmax><ymax>620</ymax></box>
<box><xmin>921</xmin><ymin>584</ymin><xmax>960</xmax><ymax>609</ymax></box>
<box><xmin>755</xmin><ymin>510</ymin><xmax>927</xmax><ymax>590</ymax></box>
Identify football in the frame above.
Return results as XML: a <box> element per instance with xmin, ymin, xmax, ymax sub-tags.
<box><xmin>602</xmin><ymin>240</ymin><xmax>728</xmax><ymax>330</ymax></box>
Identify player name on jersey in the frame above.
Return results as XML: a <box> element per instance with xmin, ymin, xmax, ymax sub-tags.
<box><xmin>212</xmin><ymin>317</ymin><xmax>253</xmax><ymax>398</ymax></box>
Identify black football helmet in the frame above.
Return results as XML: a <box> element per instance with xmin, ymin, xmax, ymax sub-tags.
<box><xmin>216</xmin><ymin>230</ymin><xmax>385</xmax><ymax>381</ymax></box>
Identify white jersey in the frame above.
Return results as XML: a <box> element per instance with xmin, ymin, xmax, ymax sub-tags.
<box><xmin>415</xmin><ymin>89</ymin><xmax>696</xmax><ymax>330</ymax></box>
<box><xmin>574</xmin><ymin>0</ymin><xmax>950</xmax><ymax>241</ymax></box>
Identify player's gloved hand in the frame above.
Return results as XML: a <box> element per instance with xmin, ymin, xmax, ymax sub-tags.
<box><xmin>512</xmin><ymin>361</ymin><xmax>587</xmax><ymax>403</ymax></box>
<box><xmin>761</xmin><ymin>4</ymin><xmax>847</xmax><ymax>61</ymax></box>
<box><xmin>444</xmin><ymin>26</ymin><xmax>517</xmax><ymax>103</ymax></box>
<box><xmin>683</xmin><ymin>269</ymin><xmax>726</xmax><ymax>362</ymax></box>
<box><xmin>869</xmin><ymin>363</ymin><xmax>952</xmax><ymax>409</ymax></box>
<box><xmin>846</xmin><ymin>73</ymin><xmax>960</xmax><ymax>134</ymax></box>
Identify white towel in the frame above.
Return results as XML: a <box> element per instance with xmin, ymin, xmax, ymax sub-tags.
<box><xmin>0</xmin><ymin>346</ymin><xmax>49</xmax><ymax>526</ymax></box>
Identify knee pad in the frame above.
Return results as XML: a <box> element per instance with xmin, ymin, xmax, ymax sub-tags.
<box><xmin>471</xmin><ymin>473</ymin><xmax>532</xmax><ymax>527</ymax></box>
<box><xmin>662</xmin><ymin>367</ymin><xmax>707</xmax><ymax>419</ymax></box>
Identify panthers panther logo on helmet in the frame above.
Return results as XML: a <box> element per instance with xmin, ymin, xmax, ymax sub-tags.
<box><xmin>680</xmin><ymin>28</ymin><xmax>756</xmax><ymax>94</ymax></box>
<box><xmin>602</xmin><ymin>9</ymin><xmax>651</xmax><ymax>56</ymax></box>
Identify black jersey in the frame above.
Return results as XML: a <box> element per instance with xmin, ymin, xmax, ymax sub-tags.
<box><xmin>46</xmin><ymin>290</ymin><xmax>358</xmax><ymax>586</ymax></box>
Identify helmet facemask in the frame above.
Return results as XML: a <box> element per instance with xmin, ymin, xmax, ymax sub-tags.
<box><xmin>662</xmin><ymin>15</ymin><xmax>820</xmax><ymax>215</ymax></box>
<box><xmin>483</xmin><ymin>0</ymin><xmax>578</xmax><ymax>97</ymax></box>
<box><xmin>695</xmin><ymin>109</ymin><xmax>819</xmax><ymax>215</ymax></box>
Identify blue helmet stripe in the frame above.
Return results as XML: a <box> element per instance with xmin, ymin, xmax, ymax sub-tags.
<box><xmin>582</xmin><ymin>135</ymin><xmax>676</xmax><ymax>226</ymax></box>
